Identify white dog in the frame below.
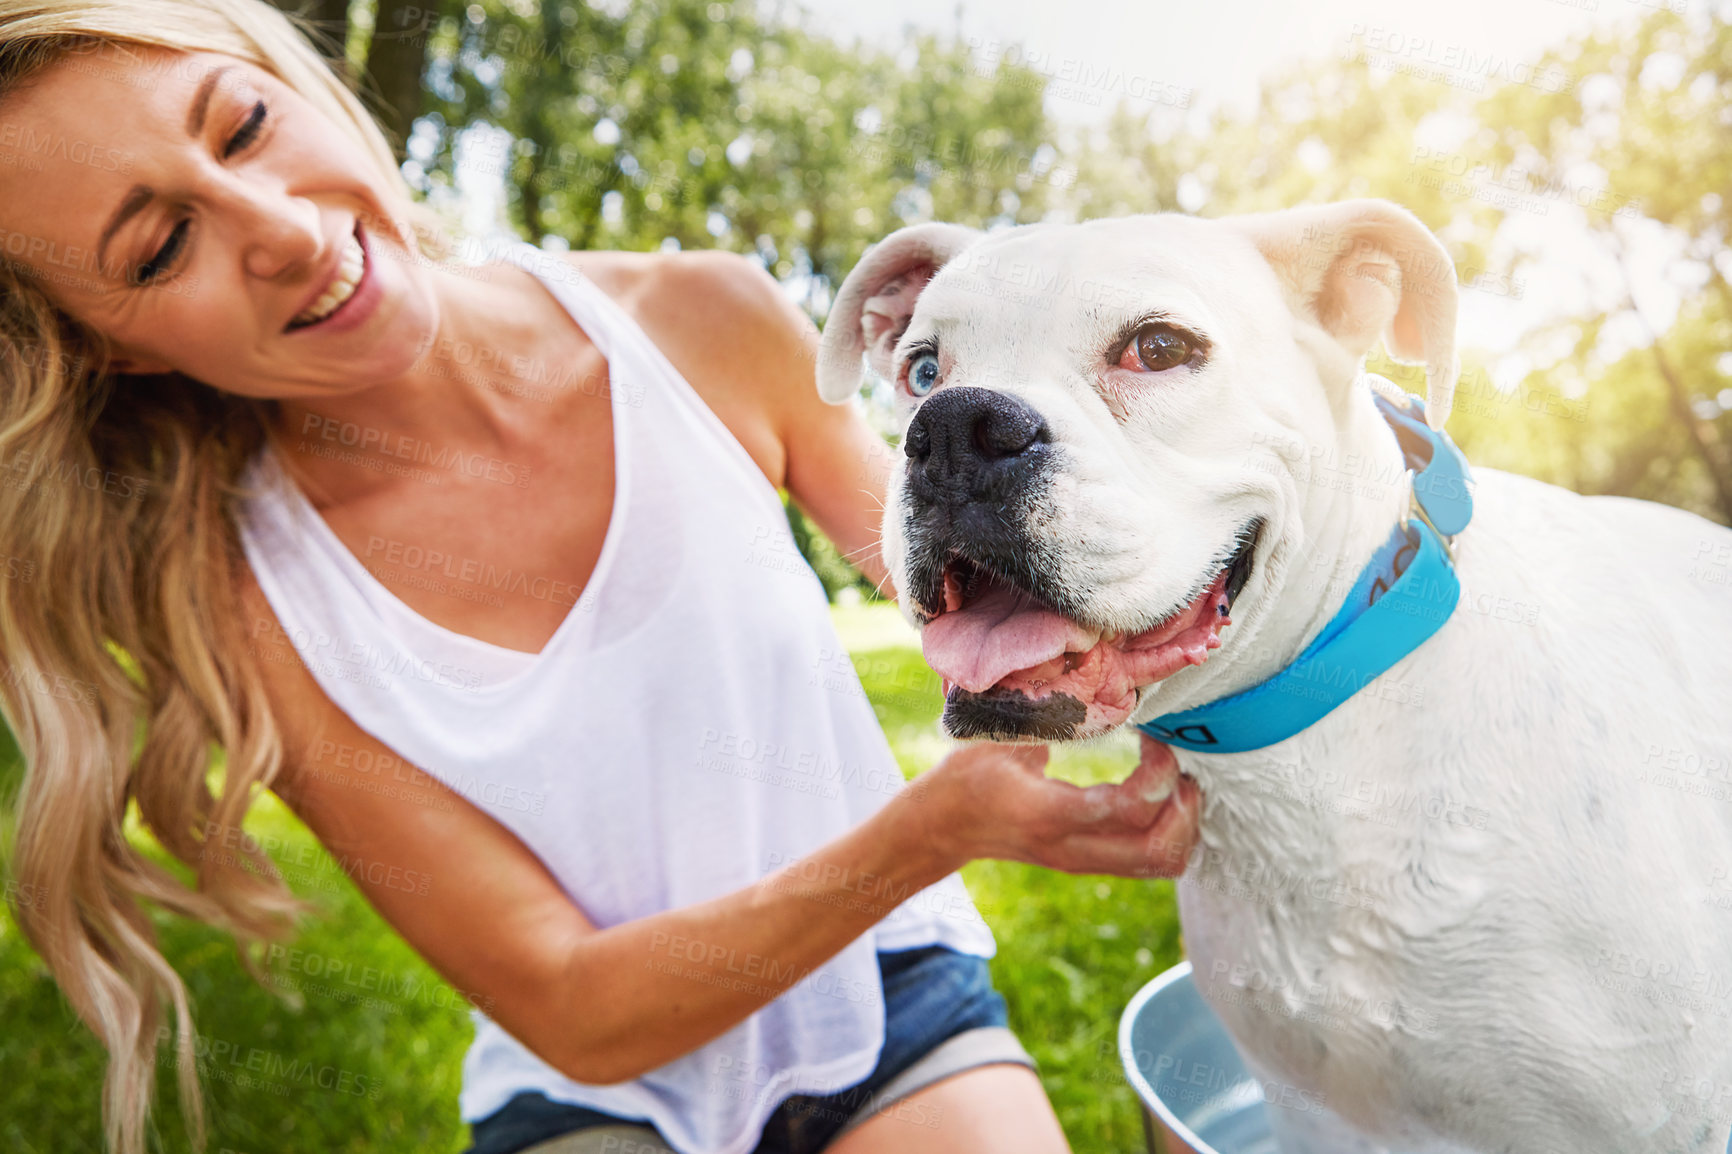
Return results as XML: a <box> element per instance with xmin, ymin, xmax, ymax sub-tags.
<box><xmin>815</xmin><ymin>200</ymin><xmax>1732</xmax><ymax>1154</ymax></box>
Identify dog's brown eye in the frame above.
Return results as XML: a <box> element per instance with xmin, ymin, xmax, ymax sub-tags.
<box><xmin>1122</xmin><ymin>323</ymin><xmax>1195</xmax><ymax>372</ymax></box>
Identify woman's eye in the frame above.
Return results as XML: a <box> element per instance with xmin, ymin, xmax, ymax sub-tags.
<box><xmin>223</xmin><ymin>100</ymin><xmax>267</xmax><ymax>159</ymax></box>
<box><xmin>1117</xmin><ymin>323</ymin><xmax>1197</xmax><ymax>373</ymax></box>
<box><xmin>133</xmin><ymin>220</ymin><xmax>189</xmax><ymax>285</ymax></box>
<box><xmin>906</xmin><ymin>352</ymin><xmax>940</xmax><ymax>397</ymax></box>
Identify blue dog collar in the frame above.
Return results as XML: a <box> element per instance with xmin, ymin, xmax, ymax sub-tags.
<box><xmin>1136</xmin><ymin>381</ymin><xmax>1473</xmax><ymax>754</ymax></box>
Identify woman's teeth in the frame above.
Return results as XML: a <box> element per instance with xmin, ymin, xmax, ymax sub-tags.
<box><xmin>292</xmin><ymin>232</ymin><xmax>365</xmax><ymax>327</ymax></box>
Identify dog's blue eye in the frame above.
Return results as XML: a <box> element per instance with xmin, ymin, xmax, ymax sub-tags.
<box><xmin>907</xmin><ymin>352</ymin><xmax>940</xmax><ymax>397</ymax></box>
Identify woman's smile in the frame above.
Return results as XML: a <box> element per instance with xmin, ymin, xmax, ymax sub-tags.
<box><xmin>284</xmin><ymin>218</ymin><xmax>380</xmax><ymax>336</ymax></box>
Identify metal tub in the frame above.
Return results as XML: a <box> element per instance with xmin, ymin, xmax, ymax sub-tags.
<box><xmin>1119</xmin><ymin>961</ymin><xmax>1282</xmax><ymax>1154</ymax></box>
<box><xmin>1119</xmin><ymin>961</ymin><xmax>1400</xmax><ymax>1154</ymax></box>
<box><xmin>1120</xmin><ymin>960</ymin><xmax>1729</xmax><ymax>1154</ymax></box>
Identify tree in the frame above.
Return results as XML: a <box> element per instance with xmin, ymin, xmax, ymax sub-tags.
<box><xmin>275</xmin><ymin>0</ymin><xmax>351</xmax><ymax>54</ymax></box>
<box><xmin>368</xmin><ymin>0</ymin><xmax>441</xmax><ymax>157</ymax></box>
<box><xmin>1474</xmin><ymin>8</ymin><xmax>1732</xmax><ymax>522</ymax></box>
<box><xmin>419</xmin><ymin>0</ymin><xmax>1058</xmax><ymax>306</ymax></box>
<box><xmin>270</xmin><ymin>0</ymin><xmax>439</xmax><ymax>161</ymax></box>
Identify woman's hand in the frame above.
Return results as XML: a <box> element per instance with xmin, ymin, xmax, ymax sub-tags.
<box><xmin>897</xmin><ymin>736</ymin><xmax>1202</xmax><ymax>879</ymax></box>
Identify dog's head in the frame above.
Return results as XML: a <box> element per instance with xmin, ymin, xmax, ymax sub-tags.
<box><xmin>818</xmin><ymin>199</ymin><xmax>1460</xmax><ymax>742</ymax></box>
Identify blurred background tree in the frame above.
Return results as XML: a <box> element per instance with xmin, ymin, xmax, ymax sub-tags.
<box><xmin>412</xmin><ymin>1</ymin><xmax>1058</xmax><ymax>303</ymax></box>
<box><xmin>1473</xmin><ymin>10</ymin><xmax>1732</xmax><ymax>521</ymax></box>
<box><xmin>273</xmin><ymin>0</ymin><xmax>438</xmax><ymax>156</ymax></box>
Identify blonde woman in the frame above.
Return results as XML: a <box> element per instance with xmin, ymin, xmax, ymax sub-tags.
<box><xmin>0</xmin><ymin>2</ymin><xmax>1203</xmax><ymax>1152</ymax></box>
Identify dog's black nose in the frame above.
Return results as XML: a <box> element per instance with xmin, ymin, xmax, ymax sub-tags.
<box><xmin>903</xmin><ymin>386</ymin><xmax>1051</xmax><ymax>502</ymax></box>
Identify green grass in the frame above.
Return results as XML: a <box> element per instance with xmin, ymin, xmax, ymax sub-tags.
<box><xmin>0</xmin><ymin>603</ymin><xmax>1182</xmax><ymax>1152</ymax></box>
<box><xmin>0</xmin><ymin>788</ymin><xmax>472</xmax><ymax>1154</ymax></box>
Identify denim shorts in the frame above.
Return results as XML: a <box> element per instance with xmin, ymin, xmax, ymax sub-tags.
<box><xmin>464</xmin><ymin>944</ymin><xmax>1032</xmax><ymax>1154</ymax></box>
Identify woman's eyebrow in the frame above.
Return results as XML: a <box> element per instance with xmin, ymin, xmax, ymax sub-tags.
<box><xmin>97</xmin><ymin>185</ymin><xmax>151</xmax><ymax>273</ymax></box>
<box><xmin>185</xmin><ymin>64</ymin><xmax>231</xmax><ymax>136</ymax></box>
<box><xmin>95</xmin><ymin>63</ymin><xmax>232</xmax><ymax>274</ymax></box>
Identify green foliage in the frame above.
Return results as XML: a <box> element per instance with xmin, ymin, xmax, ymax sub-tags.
<box><xmin>0</xmin><ymin>721</ymin><xmax>19</xmax><ymax>804</ymax></box>
<box><xmin>419</xmin><ymin>1</ymin><xmax>1058</xmax><ymax>299</ymax></box>
<box><xmin>1069</xmin><ymin>53</ymin><xmax>1501</xmax><ymax>291</ymax></box>
<box><xmin>1467</xmin><ymin>9</ymin><xmax>1732</xmax><ymax>521</ymax></box>
<box><xmin>1</xmin><ymin>791</ymin><xmax>471</xmax><ymax>1153</ymax></box>
<box><xmin>782</xmin><ymin>493</ymin><xmax>879</xmax><ymax>601</ymax></box>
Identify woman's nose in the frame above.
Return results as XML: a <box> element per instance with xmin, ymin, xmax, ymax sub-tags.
<box><xmin>222</xmin><ymin>177</ymin><xmax>325</xmax><ymax>281</ymax></box>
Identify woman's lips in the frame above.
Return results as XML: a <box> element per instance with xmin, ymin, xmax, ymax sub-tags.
<box><xmin>285</xmin><ymin>221</ymin><xmax>381</xmax><ymax>336</ymax></box>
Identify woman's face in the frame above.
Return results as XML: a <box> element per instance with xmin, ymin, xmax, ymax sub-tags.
<box><xmin>0</xmin><ymin>45</ymin><xmax>440</xmax><ymax>399</ymax></box>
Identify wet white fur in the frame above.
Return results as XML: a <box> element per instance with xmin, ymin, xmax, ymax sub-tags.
<box><xmin>819</xmin><ymin>203</ymin><xmax>1732</xmax><ymax>1154</ymax></box>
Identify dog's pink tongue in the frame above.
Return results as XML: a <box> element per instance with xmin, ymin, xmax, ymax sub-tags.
<box><xmin>922</xmin><ymin>584</ymin><xmax>1101</xmax><ymax>694</ymax></box>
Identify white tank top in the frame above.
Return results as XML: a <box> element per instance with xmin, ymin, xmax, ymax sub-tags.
<box><xmin>232</xmin><ymin>242</ymin><xmax>995</xmax><ymax>1154</ymax></box>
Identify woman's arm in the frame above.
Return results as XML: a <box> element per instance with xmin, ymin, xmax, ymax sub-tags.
<box><xmin>239</xmin><ymin>572</ymin><xmax>1198</xmax><ymax>1086</ymax></box>
<box><xmin>730</xmin><ymin>261</ymin><xmax>898</xmax><ymax>595</ymax></box>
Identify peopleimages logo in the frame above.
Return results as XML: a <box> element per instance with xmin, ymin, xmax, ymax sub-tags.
<box><xmin>1130</xmin><ymin>1048</ymin><xmax>1328</xmax><ymax>1117</ymax></box>
<box><xmin>0</xmin><ymin>122</ymin><xmax>132</xmax><ymax>172</ymax></box>
<box><xmin>646</xmin><ymin>931</ymin><xmax>880</xmax><ymax>1006</ymax></box>
<box><xmin>696</xmin><ymin>729</ymin><xmax>906</xmax><ymax>798</ymax></box>
<box><xmin>249</xmin><ymin>617</ymin><xmax>486</xmax><ymax>692</ymax></box>
<box><xmin>1343</xmin><ymin>25</ymin><xmax>1572</xmax><ymax>94</ymax></box>
<box><xmin>152</xmin><ymin>1026</ymin><xmax>384</xmax><ymax>1100</ymax></box>
<box><xmin>299</xmin><ymin>412</ymin><xmax>533</xmax><ymax>487</ymax></box>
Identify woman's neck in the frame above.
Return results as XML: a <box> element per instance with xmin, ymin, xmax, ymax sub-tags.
<box><xmin>271</xmin><ymin>254</ymin><xmax>578</xmax><ymax>464</ymax></box>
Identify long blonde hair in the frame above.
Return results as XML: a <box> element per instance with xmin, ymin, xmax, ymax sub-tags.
<box><xmin>0</xmin><ymin>2</ymin><xmax>453</xmax><ymax>1150</ymax></box>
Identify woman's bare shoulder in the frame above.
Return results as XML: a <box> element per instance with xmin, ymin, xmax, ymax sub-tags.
<box><xmin>556</xmin><ymin>248</ymin><xmax>819</xmax><ymax>489</ymax></box>
<box><xmin>562</xmin><ymin>247</ymin><xmax>787</xmax><ymax>320</ymax></box>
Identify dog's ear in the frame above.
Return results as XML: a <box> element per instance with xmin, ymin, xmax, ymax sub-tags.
<box><xmin>1232</xmin><ymin>199</ymin><xmax>1459</xmax><ymax>429</ymax></box>
<box><xmin>816</xmin><ymin>222</ymin><xmax>984</xmax><ymax>404</ymax></box>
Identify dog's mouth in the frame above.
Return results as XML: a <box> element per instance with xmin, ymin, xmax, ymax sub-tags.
<box><xmin>921</xmin><ymin>519</ymin><xmax>1262</xmax><ymax>740</ymax></box>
